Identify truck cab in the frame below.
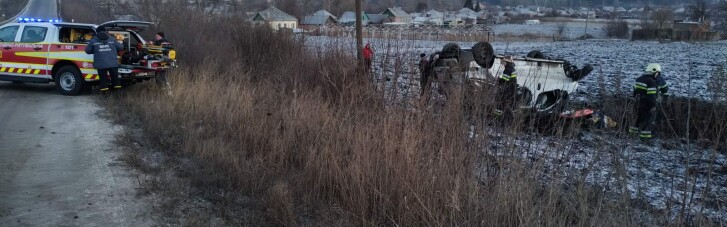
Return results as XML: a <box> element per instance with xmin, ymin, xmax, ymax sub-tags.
<box><xmin>0</xmin><ymin>19</ymin><xmax>176</xmax><ymax>95</ymax></box>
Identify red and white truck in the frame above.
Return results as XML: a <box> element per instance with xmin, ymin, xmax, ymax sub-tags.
<box><xmin>0</xmin><ymin>19</ymin><xmax>176</xmax><ymax>95</ymax></box>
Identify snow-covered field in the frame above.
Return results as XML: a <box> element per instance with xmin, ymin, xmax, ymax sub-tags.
<box><xmin>305</xmin><ymin>35</ymin><xmax>727</xmax><ymax>224</ymax></box>
<box><xmin>306</xmin><ymin>36</ymin><xmax>727</xmax><ymax>102</ymax></box>
<box><xmin>483</xmin><ymin>129</ymin><xmax>727</xmax><ymax>223</ymax></box>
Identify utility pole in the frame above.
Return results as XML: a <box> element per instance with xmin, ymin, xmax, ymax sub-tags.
<box><xmin>584</xmin><ymin>0</ymin><xmax>590</xmax><ymax>37</ymax></box>
<box><xmin>355</xmin><ymin>0</ymin><xmax>363</xmax><ymax>69</ymax></box>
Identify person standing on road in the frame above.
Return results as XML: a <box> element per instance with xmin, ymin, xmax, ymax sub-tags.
<box><xmin>85</xmin><ymin>28</ymin><xmax>123</xmax><ymax>91</ymax></box>
<box><xmin>630</xmin><ymin>63</ymin><xmax>662</xmax><ymax>142</ymax></box>
<box><xmin>495</xmin><ymin>56</ymin><xmax>518</xmax><ymax>116</ymax></box>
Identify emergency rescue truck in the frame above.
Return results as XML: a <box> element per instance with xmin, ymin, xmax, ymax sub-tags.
<box><xmin>0</xmin><ymin>19</ymin><xmax>176</xmax><ymax>95</ymax></box>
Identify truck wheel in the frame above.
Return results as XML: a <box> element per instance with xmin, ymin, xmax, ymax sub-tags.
<box><xmin>527</xmin><ymin>50</ymin><xmax>545</xmax><ymax>59</ymax></box>
<box><xmin>568</xmin><ymin>64</ymin><xmax>594</xmax><ymax>81</ymax></box>
<box><xmin>472</xmin><ymin>42</ymin><xmax>495</xmax><ymax>69</ymax></box>
<box><xmin>54</xmin><ymin>66</ymin><xmax>84</xmax><ymax>95</ymax></box>
<box><xmin>441</xmin><ymin>43</ymin><xmax>460</xmax><ymax>58</ymax></box>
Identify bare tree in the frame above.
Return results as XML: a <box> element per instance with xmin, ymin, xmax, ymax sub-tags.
<box><xmin>276</xmin><ymin>0</ymin><xmax>303</xmax><ymax>19</ymax></box>
<box><xmin>651</xmin><ymin>8</ymin><xmax>674</xmax><ymax>30</ymax></box>
<box><xmin>416</xmin><ymin>2</ymin><xmax>428</xmax><ymax>12</ymax></box>
<box><xmin>606</xmin><ymin>20</ymin><xmax>629</xmax><ymax>38</ymax></box>
<box><xmin>690</xmin><ymin>0</ymin><xmax>708</xmax><ymax>22</ymax></box>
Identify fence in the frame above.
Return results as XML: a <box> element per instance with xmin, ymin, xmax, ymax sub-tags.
<box><xmin>311</xmin><ymin>26</ymin><xmax>494</xmax><ymax>43</ymax></box>
<box><xmin>632</xmin><ymin>28</ymin><xmax>721</xmax><ymax>41</ymax></box>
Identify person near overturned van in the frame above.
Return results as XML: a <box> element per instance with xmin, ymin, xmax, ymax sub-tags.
<box><xmin>151</xmin><ymin>32</ymin><xmax>169</xmax><ymax>46</ymax></box>
<box><xmin>495</xmin><ymin>56</ymin><xmax>518</xmax><ymax>116</ymax></box>
<box><xmin>656</xmin><ymin>74</ymin><xmax>670</xmax><ymax>101</ymax></box>
<box><xmin>84</xmin><ymin>28</ymin><xmax>123</xmax><ymax>91</ymax></box>
<box><xmin>362</xmin><ymin>43</ymin><xmax>374</xmax><ymax>72</ymax></box>
<box><xmin>630</xmin><ymin>63</ymin><xmax>664</xmax><ymax>141</ymax></box>
<box><xmin>418</xmin><ymin>53</ymin><xmax>431</xmax><ymax>95</ymax></box>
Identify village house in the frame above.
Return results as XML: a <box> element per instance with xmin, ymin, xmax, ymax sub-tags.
<box><xmin>382</xmin><ymin>7</ymin><xmax>412</xmax><ymax>24</ymax></box>
<box><xmin>252</xmin><ymin>6</ymin><xmax>298</xmax><ymax>30</ymax></box>
<box><xmin>339</xmin><ymin>11</ymin><xmax>370</xmax><ymax>26</ymax></box>
<box><xmin>300</xmin><ymin>10</ymin><xmax>338</xmax><ymax>30</ymax></box>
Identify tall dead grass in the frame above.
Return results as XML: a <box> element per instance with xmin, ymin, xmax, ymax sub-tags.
<box><xmin>108</xmin><ymin>65</ymin><xmax>639</xmax><ymax>226</ymax></box>
<box><xmin>99</xmin><ymin>1</ymin><xmax>725</xmax><ymax>226</ymax></box>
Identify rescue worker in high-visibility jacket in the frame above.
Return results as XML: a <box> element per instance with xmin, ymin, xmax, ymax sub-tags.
<box><xmin>630</xmin><ymin>63</ymin><xmax>662</xmax><ymax>141</ymax></box>
<box><xmin>496</xmin><ymin>56</ymin><xmax>518</xmax><ymax>115</ymax></box>
<box><xmin>656</xmin><ymin>75</ymin><xmax>670</xmax><ymax>101</ymax></box>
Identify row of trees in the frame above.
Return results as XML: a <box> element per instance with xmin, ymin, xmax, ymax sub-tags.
<box><xmin>605</xmin><ymin>0</ymin><xmax>727</xmax><ymax>38</ymax></box>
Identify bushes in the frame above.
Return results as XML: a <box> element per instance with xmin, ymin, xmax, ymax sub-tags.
<box><xmin>101</xmin><ymin>1</ymin><xmax>725</xmax><ymax>226</ymax></box>
<box><xmin>606</xmin><ymin>20</ymin><xmax>630</xmax><ymax>38</ymax></box>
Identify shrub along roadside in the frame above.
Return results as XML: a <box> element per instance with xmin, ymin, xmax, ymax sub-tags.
<box><xmin>97</xmin><ymin>5</ymin><xmax>644</xmax><ymax>226</ymax></box>
<box><xmin>99</xmin><ymin>1</ymin><xmax>725</xmax><ymax>226</ymax></box>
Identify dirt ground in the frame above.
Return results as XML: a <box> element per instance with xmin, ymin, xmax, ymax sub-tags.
<box><xmin>0</xmin><ymin>83</ymin><xmax>157</xmax><ymax>226</ymax></box>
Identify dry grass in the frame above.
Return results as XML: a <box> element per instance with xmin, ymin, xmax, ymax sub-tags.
<box><xmin>95</xmin><ymin>1</ymin><xmax>727</xmax><ymax>226</ymax></box>
<box><xmin>102</xmin><ymin>13</ymin><xmax>631</xmax><ymax>226</ymax></box>
<box><xmin>108</xmin><ymin>69</ymin><xmax>640</xmax><ymax>226</ymax></box>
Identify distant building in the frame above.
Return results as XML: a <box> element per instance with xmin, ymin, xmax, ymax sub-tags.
<box><xmin>382</xmin><ymin>7</ymin><xmax>412</xmax><ymax>24</ymax></box>
<box><xmin>674</xmin><ymin>8</ymin><xmax>687</xmax><ymax>16</ymax></box>
<box><xmin>515</xmin><ymin>7</ymin><xmax>539</xmax><ymax>17</ymax></box>
<box><xmin>524</xmin><ymin>19</ymin><xmax>540</xmax><ymax>25</ymax></box>
<box><xmin>301</xmin><ymin>10</ymin><xmax>337</xmax><ymax>27</ymax></box>
<box><xmin>457</xmin><ymin>8</ymin><xmax>480</xmax><ymax>20</ymax></box>
<box><xmin>425</xmin><ymin>10</ymin><xmax>444</xmax><ymax>19</ymax></box>
<box><xmin>339</xmin><ymin>11</ymin><xmax>370</xmax><ymax>26</ymax></box>
<box><xmin>252</xmin><ymin>6</ymin><xmax>298</xmax><ymax>30</ymax></box>
<box><xmin>632</xmin><ymin>20</ymin><xmax>720</xmax><ymax>41</ymax></box>
<box><xmin>444</xmin><ymin>15</ymin><xmax>464</xmax><ymax>26</ymax></box>
<box><xmin>578</xmin><ymin>9</ymin><xmax>596</xmax><ymax>19</ymax></box>
<box><xmin>367</xmin><ymin>13</ymin><xmax>387</xmax><ymax>25</ymax></box>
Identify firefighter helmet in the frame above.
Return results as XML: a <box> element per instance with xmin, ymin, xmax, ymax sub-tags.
<box><xmin>645</xmin><ymin>63</ymin><xmax>661</xmax><ymax>74</ymax></box>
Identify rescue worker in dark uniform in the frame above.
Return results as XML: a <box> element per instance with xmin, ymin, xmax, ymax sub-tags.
<box><xmin>656</xmin><ymin>75</ymin><xmax>670</xmax><ymax>101</ymax></box>
<box><xmin>630</xmin><ymin>63</ymin><xmax>662</xmax><ymax>141</ymax></box>
<box><xmin>419</xmin><ymin>53</ymin><xmax>430</xmax><ymax>95</ymax></box>
<box><xmin>85</xmin><ymin>28</ymin><xmax>123</xmax><ymax>91</ymax></box>
<box><xmin>152</xmin><ymin>32</ymin><xmax>169</xmax><ymax>46</ymax></box>
<box><xmin>496</xmin><ymin>56</ymin><xmax>518</xmax><ymax>116</ymax></box>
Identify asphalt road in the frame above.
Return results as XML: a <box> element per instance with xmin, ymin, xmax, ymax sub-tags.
<box><xmin>19</xmin><ymin>0</ymin><xmax>60</xmax><ymax>19</ymax></box>
<box><xmin>0</xmin><ymin>84</ymin><xmax>153</xmax><ymax>226</ymax></box>
<box><xmin>1</xmin><ymin>1</ymin><xmax>153</xmax><ymax>226</ymax></box>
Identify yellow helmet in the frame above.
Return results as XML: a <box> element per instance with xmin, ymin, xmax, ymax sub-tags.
<box><xmin>645</xmin><ymin>63</ymin><xmax>661</xmax><ymax>74</ymax></box>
